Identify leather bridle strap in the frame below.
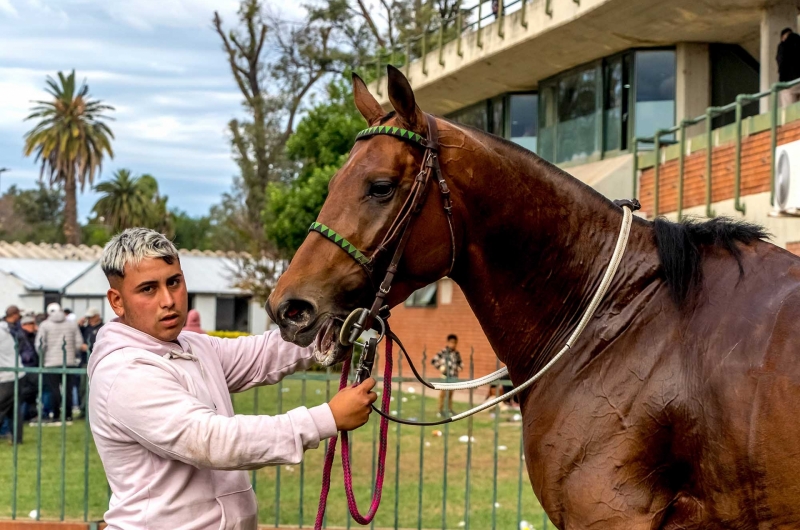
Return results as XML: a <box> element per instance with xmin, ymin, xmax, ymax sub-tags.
<box><xmin>308</xmin><ymin>114</ymin><xmax>456</xmax><ymax>327</ymax></box>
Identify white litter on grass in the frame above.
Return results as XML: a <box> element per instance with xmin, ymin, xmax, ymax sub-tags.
<box><xmin>408</xmin><ymin>417</ymin><xmax>418</xmax><ymax>421</ymax></box>
<box><xmin>458</xmin><ymin>435</ymin><xmax>476</xmax><ymax>443</ymax></box>
<box><xmin>407</xmin><ymin>387</ymin><xmax>416</xmax><ymax>393</ymax></box>
<box><xmin>281</xmin><ymin>387</ymin><xmax>290</xmax><ymax>393</ymax></box>
<box><xmin>512</xmin><ymin>413</ymin><xmax>522</xmax><ymax>422</ymax></box>
<box><xmin>498</xmin><ymin>445</ymin><xmax>508</xmax><ymax>451</ymax></box>
<box><xmin>285</xmin><ymin>465</ymin><xmax>295</xmax><ymax>472</ymax></box>
<box><xmin>390</xmin><ymin>396</ymin><xmax>394</xmax><ymax>401</ymax></box>
<box><xmin>489</xmin><ymin>413</ymin><xmax>496</xmax><ymax>419</ymax></box>
<box><xmin>425</xmin><ymin>441</ymin><xmax>431</xmax><ymax>447</ymax></box>
<box><xmin>458</xmin><ymin>521</ymin><xmax>466</xmax><ymax>527</ymax></box>
<box><xmin>315</xmin><ymin>389</ymin><xmax>322</xmax><ymax>395</ymax></box>
<box><xmin>401</xmin><ymin>397</ymin><xmax>408</xmax><ymax>403</ymax></box>
<box><xmin>29</xmin><ymin>510</ymin><xmax>37</xmax><ymax>519</ymax></box>
<box><xmin>391</xmin><ymin>410</ymin><xmax>397</xmax><ymax>415</ymax></box>
<box><xmin>432</xmin><ymin>430</ymin><xmax>443</xmax><ymax>437</ymax></box>
<box><xmin>494</xmin><ymin>502</ymin><xmax>502</xmax><ymax>508</ymax></box>
<box><xmin>520</xmin><ymin>520</ymin><xmax>532</xmax><ymax>530</ymax></box>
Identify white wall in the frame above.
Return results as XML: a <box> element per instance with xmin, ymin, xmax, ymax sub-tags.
<box><xmin>249</xmin><ymin>299</ymin><xmax>269</xmax><ymax>334</ymax></box>
<box><xmin>61</xmin><ymin>296</ymin><xmax>115</xmax><ymax>323</ymax></box>
<box><xmin>193</xmin><ymin>294</ymin><xmax>217</xmax><ymax>332</ymax></box>
<box><xmin>0</xmin><ymin>272</ymin><xmax>34</xmax><ymax>313</ymax></box>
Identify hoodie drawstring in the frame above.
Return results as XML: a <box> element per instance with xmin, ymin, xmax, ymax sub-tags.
<box><xmin>163</xmin><ymin>347</ymin><xmax>216</xmax><ymax>410</ymax></box>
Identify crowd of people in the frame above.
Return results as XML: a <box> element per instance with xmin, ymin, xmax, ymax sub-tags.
<box><xmin>0</xmin><ymin>303</ymin><xmax>105</xmax><ymax>443</ymax></box>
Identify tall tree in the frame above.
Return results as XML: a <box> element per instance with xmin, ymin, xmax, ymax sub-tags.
<box><xmin>23</xmin><ymin>71</ymin><xmax>114</xmax><ymax>244</ymax></box>
<box><xmin>92</xmin><ymin>169</ymin><xmax>170</xmax><ymax>234</ymax></box>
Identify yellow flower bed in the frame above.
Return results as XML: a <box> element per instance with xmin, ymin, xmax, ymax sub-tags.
<box><xmin>207</xmin><ymin>330</ymin><xmax>252</xmax><ymax>339</ymax></box>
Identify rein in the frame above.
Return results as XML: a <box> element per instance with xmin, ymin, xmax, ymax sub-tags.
<box><xmin>311</xmin><ymin>114</ymin><xmax>640</xmax><ymax>526</ymax></box>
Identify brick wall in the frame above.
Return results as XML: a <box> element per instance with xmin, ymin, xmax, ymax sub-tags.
<box><xmin>639</xmin><ymin>121</ymin><xmax>800</xmax><ymax>215</ymax></box>
<box><xmin>382</xmin><ymin>279</ymin><xmax>499</xmax><ymax>378</ymax></box>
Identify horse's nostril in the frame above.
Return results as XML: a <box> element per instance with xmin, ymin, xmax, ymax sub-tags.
<box><xmin>278</xmin><ymin>299</ymin><xmax>316</xmax><ymax>327</ymax></box>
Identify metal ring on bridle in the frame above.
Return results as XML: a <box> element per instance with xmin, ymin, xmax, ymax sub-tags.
<box><xmin>339</xmin><ymin>307</ymin><xmax>386</xmax><ymax>346</ymax></box>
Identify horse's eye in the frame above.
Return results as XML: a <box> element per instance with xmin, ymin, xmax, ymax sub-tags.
<box><xmin>368</xmin><ymin>182</ymin><xmax>395</xmax><ymax>199</ymax></box>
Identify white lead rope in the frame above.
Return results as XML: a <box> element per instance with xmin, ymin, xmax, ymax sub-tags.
<box><xmin>436</xmin><ymin>205</ymin><xmax>634</xmax><ymax>421</ymax></box>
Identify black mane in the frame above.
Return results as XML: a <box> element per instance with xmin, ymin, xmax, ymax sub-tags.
<box><xmin>653</xmin><ymin>217</ymin><xmax>769</xmax><ymax>305</ymax></box>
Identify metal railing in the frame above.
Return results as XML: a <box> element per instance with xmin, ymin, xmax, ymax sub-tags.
<box><xmin>1</xmin><ymin>341</ymin><xmax>552</xmax><ymax>529</ymax></box>
<box><xmin>632</xmin><ymin>78</ymin><xmax>800</xmax><ymax>220</ymax></box>
<box><xmin>364</xmin><ymin>0</ymin><xmax>546</xmax><ymax>90</ymax></box>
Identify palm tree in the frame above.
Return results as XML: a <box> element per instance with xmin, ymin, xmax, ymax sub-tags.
<box><xmin>23</xmin><ymin>71</ymin><xmax>114</xmax><ymax>244</ymax></box>
<box><xmin>92</xmin><ymin>169</ymin><xmax>153</xmax><ymax>233</ymax></box>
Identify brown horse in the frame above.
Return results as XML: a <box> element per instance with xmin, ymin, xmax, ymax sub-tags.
<box><xmin>268</xmin><ymin>66</ymin><xmax>800</xmax><ymax>529</ymax></box>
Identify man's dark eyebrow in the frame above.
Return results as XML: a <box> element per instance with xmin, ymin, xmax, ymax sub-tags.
<box><xmin>134</xmin><ymin>280</ymin><xmax>158</xmax><ymax>290</ymax></box>
<box><xmin>168</xmin><ymin>273</ymin><xmax>183</xmax><ymax>282</ymax></box>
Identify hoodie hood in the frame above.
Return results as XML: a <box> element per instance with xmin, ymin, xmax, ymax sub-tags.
<box><xmin>48</xmin><ymin>310</ymin><xmax>66</xmax><ymax>323</ymax></box>
<box><xmin>88</xmin><ymin>320</ymin><xmax>190</xmax><ymax>378</ymax></box>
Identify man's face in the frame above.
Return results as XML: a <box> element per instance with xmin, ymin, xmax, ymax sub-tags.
<box><xmin>6</xmin><ymin>312</ymin><xmax>20</xmax><ymax>325</ymax></box>
<box><xmin>783</xmin><ymin>32</ymin><xmax>791</xmax><ymax>42</ymax></box>
<box><xmin>447</xmin><ymin>339</ymin><xmax>458</xmax><ymax>351</ymax></box>
<box><xmin>21</xmin><ymin>322</ymin><xmax>36</xmax><ymax>334</ymax></box>
<box><xmin>107</xmin><ymin>257</ymin><xmax>188</xmax><ymax>342</ymax></box>
<box><xmin>89</xmin><ymin>315</ymin><xmax>102</xmax><ymax>327</ymax></box>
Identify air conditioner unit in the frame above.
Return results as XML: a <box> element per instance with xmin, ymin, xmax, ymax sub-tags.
<box><xmin>774</xmin><ymin>139</ymin><xmax>800</xmax><ymax>213</ymax></box>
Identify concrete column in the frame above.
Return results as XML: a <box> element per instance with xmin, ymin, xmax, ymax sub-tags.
<box><xmin>675</xmin><ymin>43</ymin><xmax>710</xmax><ymax>137</ymax></box>
<box><xmin>249</xmin><ymin>299</ymin><xmax>269</xmax><ymax>334</ymax></box>
<box><xmin>761</xmin><ymin>1</ymin><xmax>798</xmax><ymax>112</ymax></box>
<box><xmin>194</xmin><ymin>294</ymin><xmax>217</xmax><ymax>332</ymax></box>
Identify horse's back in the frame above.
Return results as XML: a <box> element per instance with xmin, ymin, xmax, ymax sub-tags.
<box><xmin>687</xmin><ymin>241</ymin><xmax>800</xmax><ymax>526</ymax></box>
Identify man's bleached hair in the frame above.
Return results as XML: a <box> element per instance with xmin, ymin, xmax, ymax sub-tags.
<box><xmin>101</xmin><ymin>228</ymin><xmax>179</xmax><ymax>279</ymax></box>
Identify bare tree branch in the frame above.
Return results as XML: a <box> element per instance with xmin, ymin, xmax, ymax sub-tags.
<box><xmin>355</xmin><ymin>0</ymin><xmax>386</xmax><ymax>48</ymax></box>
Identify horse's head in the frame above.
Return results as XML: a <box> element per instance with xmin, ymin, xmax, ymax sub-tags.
<box><xmin>267</xmin><ymin>66</ymin><xmax>459</xmax><ymax>366</ymax></box>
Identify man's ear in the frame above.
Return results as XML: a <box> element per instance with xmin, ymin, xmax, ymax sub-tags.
<box><xmin>107</xmin><ymin>288</ymin><xmax>124</xmax><ymax>319</ymax></box>
<box><xmin>387</xmin><ymin>65</ymin><xmax>426</xmax><ymax>134</ymax></box>
<box><xmin>352</xmin><ymin>72</ymin><xmax>385</xmax><ymax>125</ymax></box>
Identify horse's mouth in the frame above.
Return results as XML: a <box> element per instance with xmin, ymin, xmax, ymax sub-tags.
<box><xmin>313</xmin><ymin>316</ymin><xmax>351</xmax><ymax>366</ymax></box>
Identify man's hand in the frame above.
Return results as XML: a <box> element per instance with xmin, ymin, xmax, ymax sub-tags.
<box><xmin>328</xmin><ymin>378</ymin><xmax>378</xmax><ymax>431</ymax></box>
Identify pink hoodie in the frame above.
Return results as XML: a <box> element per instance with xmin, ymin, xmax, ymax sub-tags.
<box><xmin>87</xmin><ymin>321</ymin><xmax>337</xmax><ymax>530</ymax></box>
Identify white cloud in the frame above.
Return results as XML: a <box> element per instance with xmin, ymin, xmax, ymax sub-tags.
<box><xmin>98</xmin><ymin>0</ymin><xmax>239</xmax><ymax>30</ymax></box>
<box><xmin>0</xmin><ymin>0</ymin><xmax>18</xmax><ymax>16</ymax></box>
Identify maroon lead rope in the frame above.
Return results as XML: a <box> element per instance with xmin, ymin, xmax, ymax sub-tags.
<box><xmin>314</xmin><ymin>339</ymin><xmax>393</xmax><ymax>529</ymax></box>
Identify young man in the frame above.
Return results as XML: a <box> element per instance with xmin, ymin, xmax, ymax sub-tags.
<box><xmin>431</xmin><ymin>334</ymin><xmax>463</xmax><ymax>416</ymax></box>
<box><xmin>88</xmin><ymin>228</ymin><xmax>376</xmax><ymax>530</ymax></box>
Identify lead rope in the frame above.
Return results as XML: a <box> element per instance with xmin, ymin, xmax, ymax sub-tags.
<box><xmin>314</xmin><ymin>339</ymin><xmax>394</xmax><ymax>529</ymax></box>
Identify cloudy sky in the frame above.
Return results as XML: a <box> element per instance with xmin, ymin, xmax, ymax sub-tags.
<box><xmin>0</xmin><ymin>0</ymin><xmax>304</xmax><ymax>219</ymax></box>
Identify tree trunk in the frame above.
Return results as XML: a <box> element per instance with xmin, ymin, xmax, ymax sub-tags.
<box><xmin>63</xmin><ymin>171</ymin><xmax>81</xmax><ymax>245</ymax></box>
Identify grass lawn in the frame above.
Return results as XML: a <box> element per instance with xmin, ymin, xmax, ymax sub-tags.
<box><xmin>0</xmin><ymin>375</ymin><xmax>550</xmax><ymax>529</ymax></box>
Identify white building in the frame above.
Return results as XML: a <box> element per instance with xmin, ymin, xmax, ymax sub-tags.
<box><xmin>0</xmin><ymin>241</ymin><xmax>269</xmax><ymax>334</ymax></box>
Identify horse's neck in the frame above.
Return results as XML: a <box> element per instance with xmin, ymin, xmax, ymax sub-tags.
<box><xmin>442</xmin><ymin>127</ymin><xmax>660</xmax><ymax>381</ymax></box>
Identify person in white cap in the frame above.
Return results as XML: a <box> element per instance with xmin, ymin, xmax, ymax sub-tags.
<box><xmin>35</xmin><ymin>302</ymin><xmax>83</xmax><ymax>423</ymax></box>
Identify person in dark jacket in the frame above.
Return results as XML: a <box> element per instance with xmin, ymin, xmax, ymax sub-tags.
<box><xmin>431</xmin><ymin>334</ymin><xmax>463</xmax><ymax>416</ymax></box>
<box><xmin>17</xmin><ymin>316</ymin><xmax>39</xmax><ymax>368</ymax></box>
<box><xmin>777</xmin><ymin>28</ymin><xmax>800</xmax><ymax>106</ymax></box>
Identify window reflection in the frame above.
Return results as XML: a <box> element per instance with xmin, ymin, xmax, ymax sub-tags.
<box><xmin>556</xmin><ymin>64</ymin><xmax>600</xmax><ymax>163</ymax></box>
<box><xmin>447</xmin><ymin>102</ymin><xmax>488</xmax><ymax>132</ymax></box>
<box><xmin>405</xmin><ymin>284</ymin><xmax>438</xmax><ymax>308</ymax></box>
<box><xmin>634</xmin><ymin>50</ymin><xmax>676</xmax><ymax>140</ymax></box>
<box><xmin>508</xmin><ymin>94</ymin><xmax>538</xmax><ymax>152</ymax></box>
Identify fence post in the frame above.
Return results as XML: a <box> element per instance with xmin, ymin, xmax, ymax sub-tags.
<box><xmin>11</xmin><ymin>336</ymin><xmax>20</xmax><ymax>519</ymax></box>
<box><xmin>771</xmin><ymin>83</ymin><xmax>780</xmax><ymax>208</ymax></box>
<box><xmin>491</xmin><ymin>358</ymin><xmax>500</xmax><ymax>530</ymax></box>
<box><xmin>457</xmin><ymin>1</ymin><xmax>464</xmax><ymax>56</ymax></box>
<box><xmin>35</xmin><ymin>344</ymin><xmax>44</xmax><ymax>521</ymax></box>
<box><xmin>705</xmin><ymin>109</ymin><xmax>716</xmax><ymax>218</ymax></box>
<box><xmin>631</xmin><ymin>140</ymin><xmax>639</xmax><ymax>201</ymax></box>
<box><xmin>417</xmin><ymin>350</ymin><xmax>427</xmax><ymax>530</ymax></box>
<box><xmin>477</xmin><ymin>1</ymin><xmax>483</xmax><ymax>49</ymax></box>
<box><xmin>370</xmin><ymin>352</ymin><xmax>379</xmax><ymax>530</ymax></box>
<box><xmin>60</xmin><ymin>338</ymin><xmax>67</xmax><ymax>521</ymax></box>
<box><xmin>394</xmin><ymin>351</ymin><xmax>403</xmax><ymax>530</ymax></box>
<box><xmin>251</xmin><ymin>386</ymin><xmax>259</xmax><ymax>489</ymax></box>
<box><xmin>375</xmin><ymin>58</ymin><xmax>383</xmax><ymax>97</ymax></box>
<box><xmin>422</xmin><ymin>32</ymin><xmax>428</xmax><ymax>76</ymax></box>
<box><xmin>677</xmin><ymin>120</ymin><xmax>687</xmax><ymax>221</ymax></box>
<box><xmin>405</xmin><ymin>40</ymin><xmax>412</xmax><ymax>78</ymax></box>
<box><xmin>463</xmin><ymin>348</ymin><xmax>474</xmax><ymax>530</ymax></box>
<box><xmin>275</xmin><ymin>380</ymin><xmax>283</xmax><ymax>527</ymax></box>
<box><xmin>438</xmin><ymin>24</ymin><xmax>445</xmax><ymax>66</ymax></box>
<box><xmin>521</xmin><ymin>0</ymin><xmax>528</xmax><ymax>28</ymax></box>
<box><xmin>734</xmin><ymin>94</ymin><xmax>747</xmax><ymax>215</ymax></box>
<box><xmin>653</xmin><ymin>131</ymin><xmax>662</xmax><ymax>217</ymax></box>
<box><xmin>497</xmin><ymin>0</ymin><xmax>505</xmax><ymax>38</ymax></box>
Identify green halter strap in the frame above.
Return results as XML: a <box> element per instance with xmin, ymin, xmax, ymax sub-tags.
<box><xmin>307</xmin><ymin>125</ymin><xmax>430</xmax><ymax>268</ymax></box>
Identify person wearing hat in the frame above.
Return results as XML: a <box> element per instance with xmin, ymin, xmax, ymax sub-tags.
<box><xmin>17</xmin><ymin>315</ymin><xmax>39</xmax><ymax>368</ymax></box>
<box><xmin>0</xmin><ymin>312</ymin><xmax>37</xmax><ymax>444</ymax></box>
<box><xmin>35</xmin><ymin>302</ymin><xmax>83</xmax><ymax>423</ymax></box>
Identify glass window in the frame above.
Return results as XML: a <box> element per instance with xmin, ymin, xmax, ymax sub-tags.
<box><xmin>405</xmin><ymin>284</ymin><xmax>438</xmax><ymax>308</ymax></box>
<box><xmin>634</xmin><ymin>50</ymin><xmax>676</xmax><ymax>140</ymax></box>
<box><xmin>604</xmin><ymin>57</ymin><xmax>623</xmax><ymax>153</ymax></box>
<box><xmin>538</xmin><ymin>83</ymin><xmax>557</xmax><ymax>162</ymax></box>
<box><xmin>710</xmin><ymin>44</ymin><xmax>759</xmax><ymax>128</ymax></box>
<box><xmin>508</xmin><ymin>93</ymin><xmax>538</xmax><ymax>152</ymax></box>
<box><xmin>556</xmin><ymin>63</ymin><xmax>601</xmax><ymax>163</ymax></box>
<box><xmin>489</xmin><ymin>96</ymin><xmax>505</xmax><ymax>136</ymax></box>
<box><xmin>448</xmin><ymin>102</ymin><xmax>488</xmax><ymax>131</ymax></box>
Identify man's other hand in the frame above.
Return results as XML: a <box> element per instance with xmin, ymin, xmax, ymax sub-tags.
<box><xmin>329</xmin><ymin>378</ymin><xmax>378</xmax><ymax>431</ymax></box>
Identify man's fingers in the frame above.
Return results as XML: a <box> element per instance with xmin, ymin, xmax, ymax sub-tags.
<box><xmin>359</xmin><ymin>378</ymin><xmax>377</xmax><ymax>391</ymax></box>
<box><xmin>366</xmin><ymin>391</ymin><xmax>378</xmax><ymax>404</ymax></box>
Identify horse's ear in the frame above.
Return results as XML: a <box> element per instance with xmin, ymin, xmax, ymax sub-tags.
<box><xmin>352</xmin><ymin>72</ymin><xmax>384</xmax><ymax>125</ymax></box>
<box><xmin>387</xmin><ymin>65</ymin><xmax>426</xmax><ymax>133</ymax></box>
